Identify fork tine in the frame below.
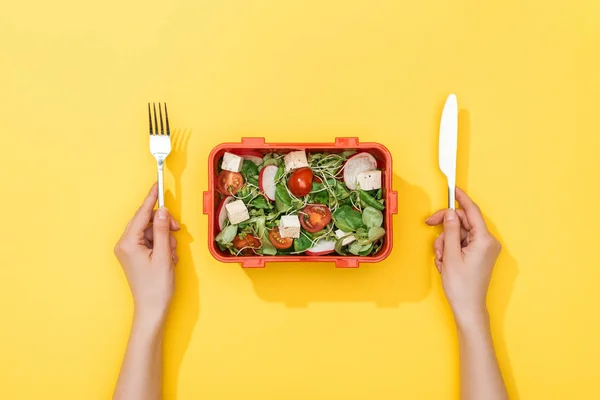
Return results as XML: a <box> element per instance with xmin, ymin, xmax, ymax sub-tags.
<box><xmin>159</xmin><ymin>103</ymin><xmax>164</xmax><ymax>135</ymax></box>
<box><xmin>148</xmin><ymin>103</ymin><xmax>153</xmax><ymax>135</ymax></box>
<box><xmin>153</xmin><ymin>103</ymin><xmax>159</xmax><ymax>136</ymax></box>
<box><xmin>164</xmin><ymin>103</ymin><xmax>170</xmax><ymax>136</ymax></box>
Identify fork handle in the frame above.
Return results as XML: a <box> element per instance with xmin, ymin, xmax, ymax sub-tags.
<box><xmin>157</xmin><ymin>160</ymin><xmax>165</xmax><ymax>208</ymax></box>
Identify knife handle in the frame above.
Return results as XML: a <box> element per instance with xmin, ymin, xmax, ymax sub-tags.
<box><xmin>448</xmin><ymin>186</ymin><xmax>456</xmax><ymax>210</ymax></box>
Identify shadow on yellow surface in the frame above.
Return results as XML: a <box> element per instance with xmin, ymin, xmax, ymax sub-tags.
<box><xmin>487</xmin><ymin>218</ymin><xmax>520</xmax><ymax>399</ymax></box>
<box><xmin>457</xmin><ymin>109</ymin><xmax>471</xmax><ymax>193</ymax></box>
<box><xmin>444</xmin><ymin>106</ymin><xmax>520</xmax><ymax>398</ymax></box>
<box><xmin>243</xmin><ymin>177</ymin><xmax>432</xmax><ymax>307</ymax></box>
<box><xmin>162</xmin><ymin>129</ymin><xmax>200</xmax><ymax>399</ymax></box>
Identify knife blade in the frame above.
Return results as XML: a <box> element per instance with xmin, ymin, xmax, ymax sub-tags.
<box><xmin>439</xmin><ymin>94</ymin><xmax>458</xmax><ymax>209</ymax></box>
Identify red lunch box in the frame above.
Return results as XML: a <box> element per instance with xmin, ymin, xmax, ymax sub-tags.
<box><xmin>203</xmin><ymin>137</ymin><xmax>398</xmax><ymax>268</ymax></box>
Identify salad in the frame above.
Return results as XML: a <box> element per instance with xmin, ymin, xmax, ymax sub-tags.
<box><xmin>214</xmin><ymin>149</ymin><xmax>386</xmax><ymax>257</ymax></box>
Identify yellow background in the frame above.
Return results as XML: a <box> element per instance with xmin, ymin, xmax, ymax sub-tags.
<box><xmin>1</xmin><ymin>0</ymin><xmax>599</xmax><ymax>399</ymax></box>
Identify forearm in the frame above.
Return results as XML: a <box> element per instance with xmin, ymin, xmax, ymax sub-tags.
<box><xmin>113</xmin><ymin>314</ymin><xmax>165</xmax><ymax>400</ymax></box>
<box><xmin>456</xmin><ymin>311</ymin><xmax>508</xmax><ymax>400</ymax></box>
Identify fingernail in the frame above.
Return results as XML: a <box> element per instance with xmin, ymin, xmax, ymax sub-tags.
<box><xmin>425</xmin><ymin>217</ymin><xmax>432</xmax><ymax>223</ymax></box>
<box><xmin>173</xmin><ymin>219</ymin><xmax>180</xmax><ymax>229</ymax></box>
<box><xmin>445</xmin><ymin>210</ymin><xmax>456</xmax><ymax>221</ymax></box>
<box><xmin>157</xmin><ymin>207</ymin><xmax>168</xmax><ymax>220</ymax></box>
<box><xmin>436</xmin><ymin>250</ymin><xmax>441</xmax><ymax>260</ymax></box>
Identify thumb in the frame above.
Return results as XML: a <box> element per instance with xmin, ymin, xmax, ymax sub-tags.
<box><xmin>152</xmin><ymin>207</ymin><xmax>172</xmax><ymax>264</ymax></box>
<box><xmin>442</xmin><ymin>209</ymin><xmax>462</xmax><ymax>262</ymax></box>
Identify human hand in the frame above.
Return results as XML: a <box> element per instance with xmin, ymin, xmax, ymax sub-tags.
<box><xmin>114</xmin><ymin>183</ymin><xmax>180</xmax><ymax>325</ymax></box>
<box><xmin>426</xmin><ymin>188</ymin><xmax>502</xmax><ymax>328</ymax></box>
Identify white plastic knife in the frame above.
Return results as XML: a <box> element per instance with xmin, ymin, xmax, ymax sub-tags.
<box><xmin>439</xmin><ymin>94</ymin><xmax>458</xmax><ymax>209</ymax></box>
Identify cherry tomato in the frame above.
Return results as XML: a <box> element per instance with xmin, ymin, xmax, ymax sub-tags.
<box><xmin>216</xmin><ymin>170</ymin><xmax>244</xmax><ymax>195</ymax></box>
<box><xmin>300</xmin><ymin>204</ymin><xmax>332</xmax><ymax>233</ymax></box>
<box><xmin>288</xmin><ymin>167</ymin><xmax>313</xmax><ymax>197</ymax></box>
<box><xmin>268</xmin><ymin>228</ymin><xmax>294</xmax><ymax>250</ymax></box>
<box><xmin>313</xmin><ymin>175</ymin><xmax>322</xmax><ymax>184</ymax></box>
<box><xmin>232</xmin><ymin>234</ymin><xmax>261</xmax><ymax>255</ymax></box>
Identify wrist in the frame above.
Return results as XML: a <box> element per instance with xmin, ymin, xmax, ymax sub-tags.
<box><xmin>453</xmin><ymin>306</ymin><xmax>490</xmax><ymax>334</ymax></box>
<box><xmin>133</xmin><ymin>308</ymin><xmax>168</xmax><ymax>333</ymax></box>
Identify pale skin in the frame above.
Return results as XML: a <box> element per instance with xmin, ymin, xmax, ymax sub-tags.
<box><xmin>113</xmin><ymin>183</ymin><xmax>180</xmax><ymax>400</ymax></box>
<box><xmin>426</xmin><ymin>187</ymin><xmax>509</xmax><ymax>400</ymax></box>
<box><xmin>113</xmin><ymin>184</ymin><xmax>508</xmax><ymax>400</ymax></box>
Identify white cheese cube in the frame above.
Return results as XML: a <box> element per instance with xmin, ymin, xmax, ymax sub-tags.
<box><xmin>225</xmin><ymin>200</ymin><xmax>249</xmax><ymax>225</ymax></box>
<box><xmin>279</xmin><ymin>215</ymin><xmax>301</xmax><ymax>238</ymax></box>
<box><xmin>335</xmin><ymin>229</ymin><xmax>356</xmax><ymax>246</ymax></box>
<box><xmin>284</xmin><ymin>150</ymin><xmax>309</xmax><ymax>173</ymax></box>
<box><xmin>356</xmin><ymin>170</ymin><xmax>382</xmax><ymax>191</ymax></box>
<box><xmin>221</xmin><ymin>152</ymin><xmax>243</xmax><ymax>173</ymax></box>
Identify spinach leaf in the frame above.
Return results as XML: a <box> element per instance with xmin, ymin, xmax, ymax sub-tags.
<box><xmin>274</xmin><ymin>164</ymin><xmax>285</xmax><ymax>181</ymax></box>
<box><xmin>353</xmin><ymin>226</ymin><xmax>385</xmax><ymax>246</ymax></box>
<box><xmin>310</xmin><ymin>182</ymin><xmax>329</xmax><ymax>205</ymax></box>
<box><xmin>275</xmin><ymin>183</ymin><xmax>292</xmax><ymax>212</ymax></box>
<box><xmin>236</xmin><ymin>185</ymin><xmax>256</xmax><ymax>204</ymax></box>
<box><xmin>263</xmin><ymin>158</ymin><xmax>280</xmax><ymax>167</ymax></box>
<box><xmin>358</xmin><ymin>243</ymin><xmax>374</xmax><ymax>256</ymax></box>
<box><xmin>241</xmin><ymin>160</ymin><xmax>259</xmax><ymax>181</ymax></box>
<box><xmin>293</xmin><ymin>230</ymin><xmax>313</xmax><ymax>252</ymax></box>
<box><xmin>373</xmin><ymin>239</ymin><xmax>384</xmax><ymax>255</ymax></box>
<box><xmin>291</xmin><ymin>199</ymin><xmax>305</xmax><ymax>210</ymax></box>
<box><xmin>335</xmin><ymin>183</ymin><xmax>351</xmax><ymax>200</ymax></box>
<box><xmin>348</xmin><ymin>241</ymin><xmax>372</xmax><ymax>255</ymax></box>
<box><xmin>362</xmin><ymin>206</ymin><xmax>383</xmax><ymax>228</ymax></box>
<box><xmin>354</xmin><ymin>228</ymin><xmax>368</xmax><ymax>239</ymax></box>
<box><xmin>255</xmin><ymin>216</ymin><xmax>277</xmax><ymax>256</ymax></box>
<box><xmin>255</xmin><ymin>216</ymin><xmax>266</xmax><ymax>236</ymax></box>
<box><xmin>251</xmin><ymin>196</ymin><xmax>272</xmax><ymax>210</ymax></box>
<box><xmin>375</xmin><ymin>188</ymin><xmax>383</xmax><ymax>200</ymax></box>
<box><xmin>249</xmin><ymin>210</ymin><xmax>266</xmax><ymax>220</ymax></box>
<box><xmin>333</xmin><ymin>205</ymin><xmax>365</xmax><ymax>232</ymax></box>
<box><xmin>348</xmin><ymin>242</ymin><xmax>359</xmax><ymax>255</ymax></box>
<box><xmin>359</xmin><ymin>190</ymin><xmax>385</xmax><ymax>211</ymax></box>
<box><xmin>261</xmin><ymin>240</ymin><xmax>278</xmax><ymax>255</ymax></box>
<box><xmin>334</xmin><ymin>237</ymin><xmax>348</xmax><ymax>255</ymax></box>
<box><xmin>216</xmin><ymin>224</ymin><xmax>237</xmax><ymax>245</ymax></box>
<box><xmin>368</xmin><ymin>227</ymin><xmax>385</xmax><ymax>242</ymax></box>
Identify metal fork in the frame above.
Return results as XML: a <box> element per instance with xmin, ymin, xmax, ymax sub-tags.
<box><xmin>148</xmin><ymin>102</ymin><xmax>171</xmax><ymax>208</ymax></box>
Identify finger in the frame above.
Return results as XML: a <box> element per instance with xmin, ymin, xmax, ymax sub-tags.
<box><xmin>173</xmin><ymin>253</ymin><xmax>179</xmax><ymax>265</ymax></box>
<box><xmin>143</xmin><ymin>219</ymin><xmax>180</xmax><ymax>244</ymax></box>
<box><xmin>435</xmin><ymin>229</ymin><xmax>469</xmax><ymax>246</ymax></box>
<box><xmin>152</xmin><ymin>207</ymin><xmax>173</xmax><ymax>265</ymax></box>
<box><xmin>434</xmin><ymin>234</ymin><xmax>444</xmax><ymax>258</ymax></box>
<box><xmin>455</xmin><ymin>188</ymin><xmax>487</xmax><ymax>232</ymax></box>
<box><xmin>170</xmin><ymin>234</ymin><xmax>177</xmax><ymax>252</ymax></box>
<box><xmin>144</xmin><ymin>226</ymin><xmax>153</xmax><ymax>242</ymax></box>
<box><xmin>442</xmin><ymin>209</ymin><xmax>463</xmax><ymax>262</ymax></box>
<box><xmin>434</xmin><ymin>258</ymin><xmax>442</xmax><ymax>274</ymax></box>
<box><xmin>425</xmin><ymin>209</ymin><xmax>445</xmax><ymax>225</ymax></box>
<box><xmin>124</xmin><ymin>183</ymin><xmax>158</xmax><ymax>236</ymax></box>
<box><xmin>151</xmin><ymin>210</ymin><xmax>181</xmax><ymax>231</ymax></box>
<box><xmin>145</xmin><ymin>230</ymin><xmax>177</xmax><ymax>250</ymax></box>
<box><xmin>426</xmin><ymin>209</ymin><xmax>472</xmax><ymax>230</ymax></box>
